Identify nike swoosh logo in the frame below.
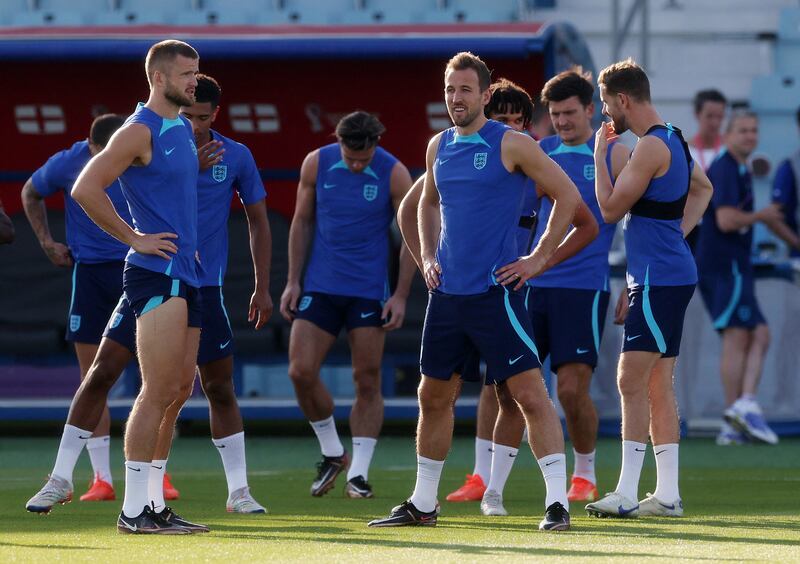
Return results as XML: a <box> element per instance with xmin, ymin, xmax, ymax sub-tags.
<box><xmin>618</xmin><ymin>504</ymin><xmax>638</xmax><ymax>516</ymax></box>
<box><xmin>360</xmin><ymin>312</ymin><xmax>375</xmax><ymax>319</ymax></box>
<box><xmin>152</xmin><ymin>465</ymin><xmax>163</xmax><ymax>470</ymax></box>
<box><xmin>576</xmin><ymin>348</ymin><xmax>589</xmax><ymax>354</ymax></box>
<box><xmin>655</xmin><ymin>449</ymin><xmax>666</xmax><ymax>455</ymax></box>
<box><xmin>216</xmin><ymin>444</ymin><xmax>226</xmax><ymax>449</ymax></box>
<box><xmin>438</xmin><ymin>158</ymin><xmax>449</xmax><ymax>165</ymax></box>
<box><xmin>127</xmin><ymin>466</ymin><xmax>141</xmax><ymax>472</ymax></box>
<box><xmin>634</xmin><ymin>447</ymin><xmax>646</xmax><ymax>452</ymax></box>
<box><xmin>658</xmin><ymin>502</ymin><xmax>675</xmax><ymax>510</ymax></box>
<box><xmin>508</xmin><ymin>354</ymin><xmax>524</xmax><ymax>365</ymax></box>
<box><xmin>626</xmin><ymin>334</ymin><xmax>642</xmax><ymax>342</ymax></box>
<box><xmin>323</xmin><ymin>183</ymin><xmax>336</xmax><ymax>189</ymax></box>
<box><xmin>123</xmin><ymin>522</ymin><xmax>138</xmax><ymax>532</ymax></box>
<box><xmin>78</xmin><ymin>435</ymin><xmax>91</xmax><ymax>440</ymax></box>
<box><xmin>508</xmin><ymin>453</ymin><xmax>517</xmax><ymax>458</ymax></box>
<box><xmin>545</xmin><ymin>460</ymin><xmax>558</xmax><ymax>466</ymax></box>
<box><xmin>219</xmin><ymin>340</ymin><xmax>231</xmax><ymax>349</ymax></box>
<box><xmin>165</xmin><ymin>147</ymin><xmax>176</xmax><ymax>155</ymax></box>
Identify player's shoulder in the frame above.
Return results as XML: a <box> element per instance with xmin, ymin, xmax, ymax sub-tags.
<box><xmin>55</xmin><ymin>140</ymin><xmax>91</xmax><ymax>163</ymax></box>
<box><xmin>211</xmin><ymin>130</ymin><xmax>252</xmax><ymax>159</ymax></box>
<box><xmin>707</xmin><ymin>149</ymin><xmax>734</xmax><ymax>174</ymax></box>
<box><xmin>538</xmin><ymin>134</ymin><xmax>561</xmax><ymax>152</ymax></box>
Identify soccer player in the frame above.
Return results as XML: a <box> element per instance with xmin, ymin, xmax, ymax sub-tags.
<box><xmin>72</xmin><ymin>39</ymin><xmax>205</xmax><ymax>534</ymax></box>
<box><xmin>696</xmin><ymin>110</ymin><xmax>783</xmax><ymax>445</ymax></box>
<box><xmin>585</xmin><ymin>58</ymin><xmax>713</xmax><ymax>519</ymax></box>
<box><xmin>689</xmin><ymin>89</ymin><xmax>727</xmax><ymax>172</ymax></box>
<box><xmin>0</xmin><ymin>198</ymin><xmax>14</xmax><ymax>244</ymax></box>
<box><xmin>25</xmin><ymin>73</ymin><xmax>271</xmax><ymax>517</ymax></box>
<box><xmin>369</xmin><ymin>52</ymin><xmax>585</xmax><ymax>531</ymax></box>
<box><xmin>21</xmin><ymin>114</ymin><xmax>128</xmax><ymax>502</ymax></box>
<box><xmin>770</xmin><ymin>105</ymin><xmax>800</xmax><ymax>255</ymax></box>
<box><xmin>280</xmin><ymin>111</ymin><xmax>415</xmax><ymax>499</ymax></box>
<box><xmin>480</xmin><ymin>68</ymin><xmax>631</xmax><ymax>516</ymax></box>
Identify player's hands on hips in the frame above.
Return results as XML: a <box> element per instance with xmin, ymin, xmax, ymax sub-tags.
<box><xmin>130</xmin><ymin>232</ymin><xmax>178</xmax><ymax>260</ymax></box>
<box><xmin>594</xmin><ymin>122</ymin><xmax>618</xmax><ymax>159</ymax></box>
<box><xmin>249</xmin><ymin>286</ymin><xmax>273</xmax><ymax>330</ymax></box>
<box><xmin>422</xmin><ymin>256</ymin><xmax>442</xmax><ymax>290</ymax></box>
<box><xmin>381</xmin><ymin>294</ymin><xmax>407</xmax><ymax>331</ymax></box>
<box><xmin>614</xmin><ymin>287</ymin><xmax>629</xmax><ymax>325</ymax></box>
<box><xmin>495</xmin><ymin>253</ymin><xmax>547</xmax><ymax>290</ymax></box>
<box><xmin>198</xmin><ymin>140</ymin><xmax>225</xmax><ymax>171</ymax></box>
<box><xmin>42</xmin><ymin>240</ymin><xmax>73</xmax><ymax>268</ymax></box>
<box><xmin>279</xmin><ymin>282</ymin><xmax>301</xmax><ymax>322</ymax></box>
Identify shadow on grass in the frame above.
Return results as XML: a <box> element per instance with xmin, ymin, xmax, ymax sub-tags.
<box><xmin>0</xmin><ymin>541</ymin><xmax>104</xmax><ymax>550</ymax></box>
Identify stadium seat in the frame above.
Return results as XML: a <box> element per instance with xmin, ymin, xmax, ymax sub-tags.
<box><xmin>280</xmin><ymin>0</ymin><xmax>358</xmax><ymax>24</ymax></box>
<box><xmin>419</xmin><ymin>8</ymin><xmax>459</xmax><ymax>24</ymax></box>
<box><xmin>38</xmin><ymin>0</ymin><xmax>111</xmax><ymax>11</ymax></box>
<box><xmin>0</xmin><ymin>0</ymin><xmax>30</xmax><ymax>26</ymax></box>
<box><xmin>10</xmin><ymin>11</ymin><xmax>86</xmax><ymax>26</ymax></box>
<box><xmin>371</xmin><ymin>6</ymin><xmax>426</xmax><ymax>24</ymax></box>
<box><xmin>338</xmin><ymin>9</ymin><xmax>377</xmax><ymax>25</ymax></box>
<box><xmin>452</xmin><ymin>0</ymin><xmax>520</xmax><ymax>22</ymax></box>
<box><xmin>113</xmin><ymin>0</ymin><xmax>195</xmax><ymax>25</ymax></box>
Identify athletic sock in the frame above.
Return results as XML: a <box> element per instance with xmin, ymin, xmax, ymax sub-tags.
<box><xmin>652</xmin><ymin>443</ymin><xmax>680</xmax><ymax>501</ymax></box>
<box><xmin>615</xmin><ymin>440</ymin><xmax>647</xmax><ymax>502</ymax></box>
<box><xmin>51</xmin><ymin>424</ymin><xmax>91</xmax><ymax>484</ymax></box>
<box><xmin>121</xmin><ymin>461</ymin><xmax>151</xmax><ymax>518</ymax></box>
<box><xmin>572</xmin><ymin>448</ymin><xmax>596</xmax><ymax>485</ymax></box>
<box><xmin>409</xmin><ymin>455</ymin><xmax>444</xmax><ymax>513</ymax></box>
<box><xmin>86</xmin><ymin>435</ymin><xmax>113</xmax><ymax>485</ymax></box>
<box><xmin>148</xmin><ymin>459</ymin><xmax>167</xmax><ymax>513</ymax></box>
<box><xmin>347</xmin><ymin>437</ymin><xmax>377</xmax><ymax>481</ymax></box>
<box><xmin>537</xmin><ymin>453</ymin><xmax>568</xmax><ymax>510</ymax></box>
<box><xmin>212</xmin><ymin>431</ymin><xmax>248</xmax><ymax>497</ymax></box>
<box><xmin>486</xmin><ymin>442</ymin><xmax>518</xmax><ymax>496</ymax></box>
<box><xmin>309</xmin><ymin>416</ymin><xmax>345</xmax><ymax>458</ymax></box>
<box><xmin>472</xmin><ymin>437</ymin><xmax>493</xmax><ymax>485</ymax></box>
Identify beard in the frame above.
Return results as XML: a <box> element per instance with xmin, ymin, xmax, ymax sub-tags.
<box><xmin>165</xmin><ymin>83</ymin><xmax>194</xmax><ymax>108</ymax></box>
<box><xmin>610</xmin><ymin>113</ymin><xmax>629</xmax><ymax>135</ymax></box>
<box><xmin>449</xmin><ymin>105</ymin><xmax>481</xmax><ymax>128</ymax></box>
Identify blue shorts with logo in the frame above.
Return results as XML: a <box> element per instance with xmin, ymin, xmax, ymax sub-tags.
<box><xmin>104</xmin><ymin>285</ymin><xmax>233</xmax><ymax>365</ymax></box>
<box><xmin>421</xmin><ymin>286</ymin><xmax>541</xmax><ymax>385</ymax></box>
<box><xmin>197</xmin><ymin>286</ymin><xmax>235</xmax><ymax>365</ymax></box>
<box><xmin>294</xmin><ymin>291</ymin><xmax>384</xmax><ymax>336</ymax></box>
<box><xmin>123</xmin><ymin>263</ymin><xmax>202</xmax><ymax>327</ymax></box>
<box><xmin>528</xmin><ymin>286</ymin><xmax>610</xmax><ymax>372</ymax></box>
<box><xmin>622</xmin><ymin>285</ymin><xmax>695</xmax><ymax>358</ymax></box>
<box><xmin>698</xmin><ymin>270</ymin><xmax>766</xmax><ymax>331</ymax></box>
<box><xmin>66</xmin><ymin>261</ymin><xmax>124</xmax><ymax>344</ymax></box>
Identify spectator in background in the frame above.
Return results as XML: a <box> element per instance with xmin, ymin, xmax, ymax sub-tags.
<box><xmin>769</xmin><ymin>105</ymin><xmax>800</xmax><ymax>256</ymax></box>
<box><xmin>689</xmin><ymin>89</ymin><xmax>727</xmax><ymax>171</ymax></box>
<box><xmin>0</xmin><ymin>198</ymin><xmax>13</xmax><ymax>244</ymax></box>
<box><xmin>695</xmin><ymin>110</ymin><xmax>782</xmax><ymax>446</ymax></box>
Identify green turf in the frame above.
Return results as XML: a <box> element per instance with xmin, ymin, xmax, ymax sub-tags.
<box><xmin>1</xmin><ymin>436</ymin><xmax>799</xmax><ymax>562</ymax></box>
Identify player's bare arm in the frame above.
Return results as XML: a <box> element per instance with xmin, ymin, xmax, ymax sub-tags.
<box><xmin>279</xmin><ymin>149</ymin><xmax>318</xmax><ymax>321</ymax></box>
<box><xmin>21</xmin><ymin>179</ymin><xmax>72</xmax><ymax>266</ymax></box>
<box><xmin>397</xmin><ymin>175</ymin><xmax>425</xmax><ymax>272</ymax></box>
<box><xmin>382</xmin><ymin>162</ymin><xmax>415</xmax><ymax>331</ymax></box>
<box><xmin>244</xmin><ymin>199</ymin><xmax>273</xmax><ymax>329</ymax></box>
<box><xmin>419</xmin><ymin>134</ymin><xmax>443</xmax><ymax>291</ymax></box>
<box><xmin>595</xmin><ymin>123</ymin><xmax>664</xmax><ymax>223</ymax></box>
<box><xmin>72</xmin><ymin>123</ymin><xmax>178</xmax><ymax>259</ymax></box>
<box><xmin>495</xmin><ymin>130</ymin><xmax>581</xmax><ymax>289</ymax></box>
<box><xmin>680</xmin><ymin>163</ymin><xmax>714</xmax><ymax>235</ymax></box>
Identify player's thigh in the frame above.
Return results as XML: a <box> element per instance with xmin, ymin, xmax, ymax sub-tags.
<box><xmin>288</xmin><ymin>319</ymin><xmax>337</xmax><ymax>377</ymax></box>
<box><xmin>347</xmin><ymin>326</ymin><xmax>385</xmax><ymax>378</ymax></box>
<box><xmin>136</xmin><ymin>297</ymin><xmax>189</xmax><ymax>385</ymax></box>
<box><xmin>180</xmin><ymin>326</ymin><xmax>201</xmax><ymax>388</ymax></box>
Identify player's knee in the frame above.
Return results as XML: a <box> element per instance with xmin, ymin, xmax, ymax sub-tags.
<box><xmin>617</xmin><ymin>371</ymin><xmax>645</xmax><ymax>398</ymax></box>
<box><xmin>417</xmin><ymin>383</ymin><xmax>452</xmax><ymax>412</ymax></box>
<box><xmin>495</xmin><ymin>385</ymin><xmax>518</xmax><ymax>413</ymax></box>
<box><xmin>352</xmin><ymin>370</ymin><xmax>381</xmax><ymax>400</ymax></box>
<box><xmin>201</xmin><ymin>376</ymin><xmax>235</xmax><ymax>406</ymax></box>
<box><xmin>288</xmin><ymin>361</ymin><xmax>318</xmax><ymax>388</ymax></box>
<box><xmin>753</xmin><ymin>324</ymin><xmax>770</xmax><ymax>349</ymax></box>
<box><xmin>83</xmin><ymin>360</ymin><xmax>120</xmax><ymax>393</ymax></box>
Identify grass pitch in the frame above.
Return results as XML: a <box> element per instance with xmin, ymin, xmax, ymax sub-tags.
<box><xmin>1</xmin><ymin>435</ymin><xmax>798</xmax><ymax>562</ymax></box>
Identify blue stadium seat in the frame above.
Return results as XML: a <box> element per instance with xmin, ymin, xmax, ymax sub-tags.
<box><xmin>38</xmin><ymin>0</ymin><xmax>111</xmax><ymax>11</ymax></box>
<box><xmin>452</xmin><ymin>0</ymin><xmax>519</xmax><ymax>22</ymax></box>
<box><xmin>11</xmin><ymin>11</ymin><xmax>86</xmax><ymax>26</ymax></box>
<box><xmin>338</xmin><ymin>9</ymin><xmax>377</xmax><ymax>24</ymax></box>
<box><xmin>420</xmin><ymin>8</ymin><xmax>459</xmax><ymax>23</ymax></box>
<box><xmin>0</xmin><ymin>0</ymin><xmax>30</xmax><ymax>26</ymax></box>
<box><xmin>777</xmin><ymin>7</ymin><xmax>800</xmax><ymax>41</ymax></box>
<box><xmin>112</xmin><ymin>0</ymin><xmax>195</xmax><ymax>24</ymax></box>
<box><xmin>370</xmin><ymin>5</ymin><xmax>427</xmax><ymax>24</ymax></box>
<box><xmin>281</xmin><ymin>0</ymin><xmax>357</xmax><ymax>24</ymax></box>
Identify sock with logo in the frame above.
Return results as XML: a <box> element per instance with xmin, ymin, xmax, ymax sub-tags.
<box><xmin>472</xmin><ymin>437</ymin><xmax>493</xmax><ymax>485</ymax></box>
<box><xmin>615</xmin><ymin>440</ymin><xmax>647</xmax><ymax>502</ymax></box>
<box><xmin>51</xmin><ymin>424</ymin><xmax>92</xmax><ymax>484</ymax></box>
<box><xmin>537</xmin><ymin>453</ymin><xmax>568</xmax><ymax>510</ymax></box>
<box><xmin>86</xmin><ymin>435</ymin><xmax>113</xmax><ymax>485</ymax></box>
<box><xmin>409</xmin><ymin>455</ymin><xmax>445</xmax><ymax>513</ymax></box>
<box><xmin>213</xmin><ymin>431</ymin><xmax>248</xmax><ymax>496</ymax></box>
<box><xmin>572</xmin><ymin>448</ymin><xmax>596</xmax><ymax>485</ymax></box>
<box><xmin>121</xmin><ymin>461</ymin><xmax>151</xmax><ymax>518</ymax></box>
<box><xmin>486</xmin><ymin>442</ymin><xmax>518</xmax><ymax>496</ymax></box>
<box><xmin>309</xmin><ymin>416</ymin><xmax>345</xmax><ymax>458</ymax></box>
<box><xmin>347</xmin><ymin>437</ymin><xmax>377</xmax><ymax>481</ymax></box>
<box><xmin>652</xmin><ymin>443</ymin><xmax>680</xmax><ymax>502</ymax></box>
<box><xmin>148</xmin><ymin>459</ymin><xmax>167</xmax><ymax>513</ymax></box>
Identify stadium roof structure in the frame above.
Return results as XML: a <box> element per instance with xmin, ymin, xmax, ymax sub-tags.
<box><xmin>0</xmin><ymin>22</ymin><xmax>595</xmax><ymax>76</ymax></box>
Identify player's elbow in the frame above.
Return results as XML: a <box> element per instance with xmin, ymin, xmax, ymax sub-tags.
<box><xmin>600</xmin><ymin>206</ymin><xmax>625</xmax><ymax>224</ymax></box>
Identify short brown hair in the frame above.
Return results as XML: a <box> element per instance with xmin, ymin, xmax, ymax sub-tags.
<box><xmin>89</xmin><ymin>114</ymin><xmax>125</xmax><ymax>148</ymax></box>
<box><xmin>598</xmin><ymin>58</ymin><xmax>651</xmax><ymax>103</ymax></box>
<box><xmin>486</xmin><ymin>78</ymin><xmax>533</xmax><ymax>128</ymax></box>
<box><xmin>335</xmin><ymin>111</ymin><xmax>386</xmax><ymax>150</ymax></box>
<box><xmin>145</xmin><ymin>39</ymin><xmax>198</xmax><ymax>87</ymax></box>
<box><xmin>541</xmin><ymin>66</ymin><xmax>594</xmax><ymax>107</ymax></box>
<box><xmin>446</xmin><ymin>51</ymin><xmax>491</xmax><ymax>92</ymax></box>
